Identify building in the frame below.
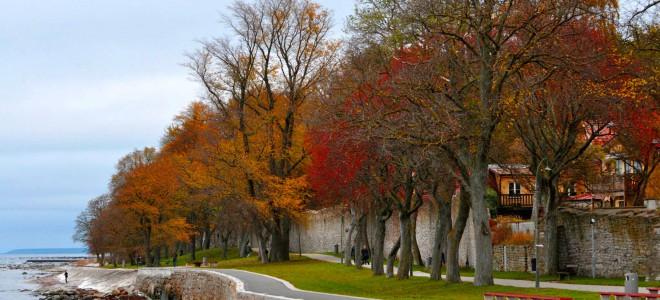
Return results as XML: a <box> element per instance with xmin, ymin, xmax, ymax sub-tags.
<box><xmin>487</xmin><ymin>159</ymin><xmax>654</xmax><ymax>218</ymax></box>
<box><xmin>488</xmin><ymin>164</ymin><xmax>535</xmax><ymax>219</ymax></box>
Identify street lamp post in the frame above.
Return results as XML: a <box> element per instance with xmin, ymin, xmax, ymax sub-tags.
<box><xmin>534</xmin><ymin>158</ymin><xmax>551</xmax><ymax>289</ymax></box>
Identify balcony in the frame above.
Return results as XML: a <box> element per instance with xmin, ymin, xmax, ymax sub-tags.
<box><xmin>590</xmin><ymin>176</ymin><xmax>625</xmax><ymax>193</ymax></box>
<box><xmin>499</xmin><ymin>194</ymin><xmax>534</xmax><ymax>208</ymax></box>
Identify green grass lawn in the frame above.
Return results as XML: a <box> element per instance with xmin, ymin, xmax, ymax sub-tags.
<box><xmin>457</xmin><ymin>269</ymin><xmax>659</xmax><ymax>287</ymax></box>
<box><xmin>322</xmin><ymin>251</ymin><xmax>429</xmax><ymax>272</ymax></box>
<box><xmin>165</xmin><ymin>247</ymin><xmax>241</xmax><ymax>266</ymax></box>
<box><xmin>321</xmin><ymin>252</ymin><xmax>660</xmax><ymax>287</ymax></box>
<box><xmin>103</xmin><ymin>248</ymin><xmax>657</xmax><ymax>297</ymax></box>
<box><xmin>208</xmin><ymin>255</ymin><xmax>600</xmax><ymax>300</ymax></box>
<box><xmin>560</xmin><ymin>277</ymin><xmax>659</xmax><ymax>287</ymax></box>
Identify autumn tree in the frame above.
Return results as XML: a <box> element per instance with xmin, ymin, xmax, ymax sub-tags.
<box><xmin>112</xmin><ymin>150</ymin><xmax>190</xmax><ymax>266</ymax></box>
<box><xmin>613</xmin><ymin>100</ymin><xmax>659</xmax><ymax>206</ymax></box>
<box><xmin>73</xmin><ymin>194</ymin><xmax>112</xmax><ymax>265</ymax></box>
<box><xmin>161</xmin><ymin>102</ymin><xmax>219</xmax><ymax>259</ymax></box>
<box><xmin>306</xmin><ymin>41</ymin><xmax>404</xmax><ymax>273</ymax></box>
<box><xmin>615</xmin><ymin>2</ymin><xmax>660</xmax><ymax>206</ymax></box>
<box><xmin>189</xmin><ymin>0</ymin><xmax>338</xmax><ymax>262</ymax></box>
<box><xmin>349</xmin><ymin>0</ymin><xmax>616</xmax><ymax>285</ymax></box>
<box><xmin>306</xmin><ymin>122</ymin><xmax>374</xmax><ymax>267</ymax></box>
<box><xmin>510</xmin><ymin>19</ymin><xmax>623</xmax><ymax>274</ymax></box>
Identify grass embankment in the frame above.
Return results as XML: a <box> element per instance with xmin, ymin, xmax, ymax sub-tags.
<box><xmin>210</xmin><ymin>255</ymin><xmax>600</xmax><ymax>300</ymax></box>
<box><xmin>103</xmin><ymin>247</ymin><xmax>241</xmax><ymax>269</ymax></box>
<box><xmin>166</xmin><ymin>247</ymin><xmax>240</xmax><ymax>266</ymax></box>
<box><xmin>322</xmin><ymin>252</ymin><xmax>660</xmax><ymax>287</ymax></box>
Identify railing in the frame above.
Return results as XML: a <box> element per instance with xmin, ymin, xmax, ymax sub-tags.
<box><xmin>499</xmin><ymin>194</ymin><xmax>534</xmax><ymax>207</ymax></box>
<box><xmin>590</xmin><ymin>176</ymin><xmax>625</xmax><ymax>193</ymax></box>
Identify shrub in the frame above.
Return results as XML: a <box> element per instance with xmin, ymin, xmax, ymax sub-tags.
<box><xmin>503</xmin><ymin>232</ymin><xmax>533</xmax><ymax>245</ymax></box>
<box><xmin>491</xmin><ymin>220</ymin><xmax>513</xmax><ymax>245</ymax></box>
<box><xmin>491</xmin><ymin>216</ymin><xmax>531</xmax><ymax>245</ymax></box>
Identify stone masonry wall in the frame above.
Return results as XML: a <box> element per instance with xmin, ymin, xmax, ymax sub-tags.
<box><xmin>492</xmin><ymin>245</ymin><xmax>545</xmax><ymax>273</ymax></box>
<box><xmin>557</xmin><ymin>207</ymin><xmax>660</xmax><ymax>278</ymax></box>
<box><xmin>135</xmin><ymin>269</ymin><xmax>290</xmax><ymax>300</ymax></box>
<box><xmin>290</xmin><ymin>201</ymin><xmax>477</xmax><ymax>267</ymax></box>
<box><xmin>290</xmin><ymin>206</ymin><xmax>659</xmax><ymax>278</ymax></box>
<box><xmin>493</xmin><ymin>245</ymin><xmax>531</xmax><ymax>272</ymax></box>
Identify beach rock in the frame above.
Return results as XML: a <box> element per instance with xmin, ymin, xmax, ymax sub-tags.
<box><xmin>39</xmin><ymin>287</ymin><xmax>148</xmax><ymax>300</ymax></box>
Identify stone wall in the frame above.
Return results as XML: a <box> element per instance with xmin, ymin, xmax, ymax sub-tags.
<box><xmin>290</xmin><ymin>201</ymin><xmax>477</xmax><ymax>267</ymax></box>
<box><xmin>557</xmin><ymin>207</ymin><xmax>660</xmax><ymax>278</ymax></box>
<box><xmin>135</xmin><ymin>268</ymin><xmax>292</xmax><ymax>300</ymax></box>
<box><xmin>492</xmin><ymin>245</ymin><xmax>544</xmax><ymax>272</ymax></box>
<box><xmin>290</xmin><ymin>206</ymin><xmax>660</xmax><ymax>278</ymax></box>
<box><xmin>58</xmin><ymin>267</ymin><xmax>290</xmax><ymax>300</ymax></box>
<box><xmin>493</xmin><ymin>245</ymin><xmax>530</xmax><ymax>272</ymax></box>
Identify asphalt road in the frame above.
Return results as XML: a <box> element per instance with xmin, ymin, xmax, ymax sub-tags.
<box><xmin>216</xmin><ymin>269</ymin><xmax>375</xmax><ymax>300</ymax></box>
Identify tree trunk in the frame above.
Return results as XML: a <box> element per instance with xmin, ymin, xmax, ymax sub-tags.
<box><xmin>354</xmin><ymin>215</ymin><xmax>365</xmax><ymax>269</ymax></box>
<box><xmin>239</xmin><ymin>231</ymin><xmax>250</xmax><ymax>257</ymax></box>
<box><xmin>222</xmin><ymin>233</ymin><xmax>230</xmax><ymax>259</ymax></box>
<box><xmin>544</xmin><ymin>178</ymin><xmax>560</xmax><ymax>275</ymax></box>
<box><xmin>469</xmin><ymin>172</ymin><xmax>494</xmax><ymax>286</ymax></box>
<box><xmin>257</xmin><ymin>230</ymin><xmax>269</xmax><ymax>263</ymax></box>
<box><xmin>203</xmin><ymin>226</ymin><xmax>212</xmax><ymax>250</ymax></box>
<box><xmin>270</xmin><ymin>215</ymin><xmax>291</xmax><ymax>262</ymax></box>
<box><xmin>386</xmin><ymin>236</ymin><xmax>401</xmax><ymax>278</ymax></box>
<box><xmin>447</xmin><ymin>190</ymin><xmax>470</xmax><ymax>283</ymax></box>
<box><xmin>633</xmin><ymin>175</ymin><xmax>649</xmax><ymax>207</ymax></box>
<box><xmin>360</xmin><ymin>215</ymin><xmax>370</xmax><ymax>252</ymax></box>
<box><xmin>411</xmin><ymin>211</ymin><xmax>424</xmax><ymax>267</ymax></box>
<box><xmin>372</xmin><ymin>207</ymin><xmax>391</xmax><ymax>276</ymax></box>
<box><xmin>154</xmin><ymin>246</ymin><xmax>161</xmax><ymax>267</ymax></box>
<box><xmin>144</xmin><ymin>226</ymin><xmax>152</xmax><ymax>267</ymax></box>
<box><xmin>430</xmin><ymin>199</ymin><xmax>451</xmax><ymax>280</ymax></box>
<box><xmin>397</xmin><ymin>212</ymin><xmax>413</xmax><ymax>279</ymax></box>
<box><xmin>344</xmin><ymin>208</ymin><xmax>357</xmax><ymax>266</ymax></box>
<box><xmin>190</xmin><ymin>235</ymin><xmax>196</xmax><ymax>261</ymax></box>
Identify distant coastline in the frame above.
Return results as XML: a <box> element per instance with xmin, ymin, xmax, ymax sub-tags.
<box><xmin>3</xmin><ymin>248</ymin><xmax>88</xmax><ymax>255</ymax></box>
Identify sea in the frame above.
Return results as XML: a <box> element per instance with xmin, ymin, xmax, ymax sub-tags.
<box><xmin>0</xmin><ymin>253</ymin><xmax>88</xmax><ymax>300</ymax></box>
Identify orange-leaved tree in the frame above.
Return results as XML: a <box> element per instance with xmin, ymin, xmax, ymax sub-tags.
<box><xmin>113</xmin><ymin>150</ymin><xmax>190</xmax><ymax>266</ymax></box>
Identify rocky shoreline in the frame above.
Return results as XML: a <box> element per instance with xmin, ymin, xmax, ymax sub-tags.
<box><xmin>0</xmin><ymin>258</ymin><xmax>146</xmax><ymax>300</ymax></box>
<box><xmin>38</xmin><ymin>287</ymin><xmax>148</xmax><ymax>300</ymax></box>
<box><xmin>0</xmin><ymin>259</ymin><xmax>67</xmax><ymax>299</ymax></box>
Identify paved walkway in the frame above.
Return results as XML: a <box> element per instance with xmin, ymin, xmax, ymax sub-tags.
<box><xmin>303</xmin><ymin>253</ymin><xmax>653</xmax><ymax>294</ymax></box>
<box><xmin>215</xmin><ymin>269</ymin><xmax>374</xmax><ymax>300</ymax></box>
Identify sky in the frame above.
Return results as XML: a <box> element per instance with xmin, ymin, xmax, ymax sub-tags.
<box><xmin>0</xmin><ymin>0</ymin><xmax>353</xmax><ymax>253</ymax></box>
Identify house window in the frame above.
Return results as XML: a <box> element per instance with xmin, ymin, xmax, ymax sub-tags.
<box><xmin>616</xmin><ymin>160</ymin><xmax>624</xmax><ymax>175</ymax></box>
<box><xmin>509</xmin><ymin>182</ymin><xmax>521</xmax><ymax>195</ymax></box>
<box><xmin>567</xmin><ymin>184</ymin><xmax>576</xmax><ymax>196</ymax></box>
<box><xmin>618</xmin><ymin>160</ymin><xmax>643</xmax><ymax>175</ymax></box>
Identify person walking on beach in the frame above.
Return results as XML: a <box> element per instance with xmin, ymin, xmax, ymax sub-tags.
<box><xmin>64</xmin><ymin>270</ymin><xmax>68</xmax><ymax>284</ymax></box>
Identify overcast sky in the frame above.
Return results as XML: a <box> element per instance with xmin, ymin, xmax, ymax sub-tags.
<box><xmin>0</xmin><ymin>0</ymin><xmax>353</xmax><ymax>253</ymax></box>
